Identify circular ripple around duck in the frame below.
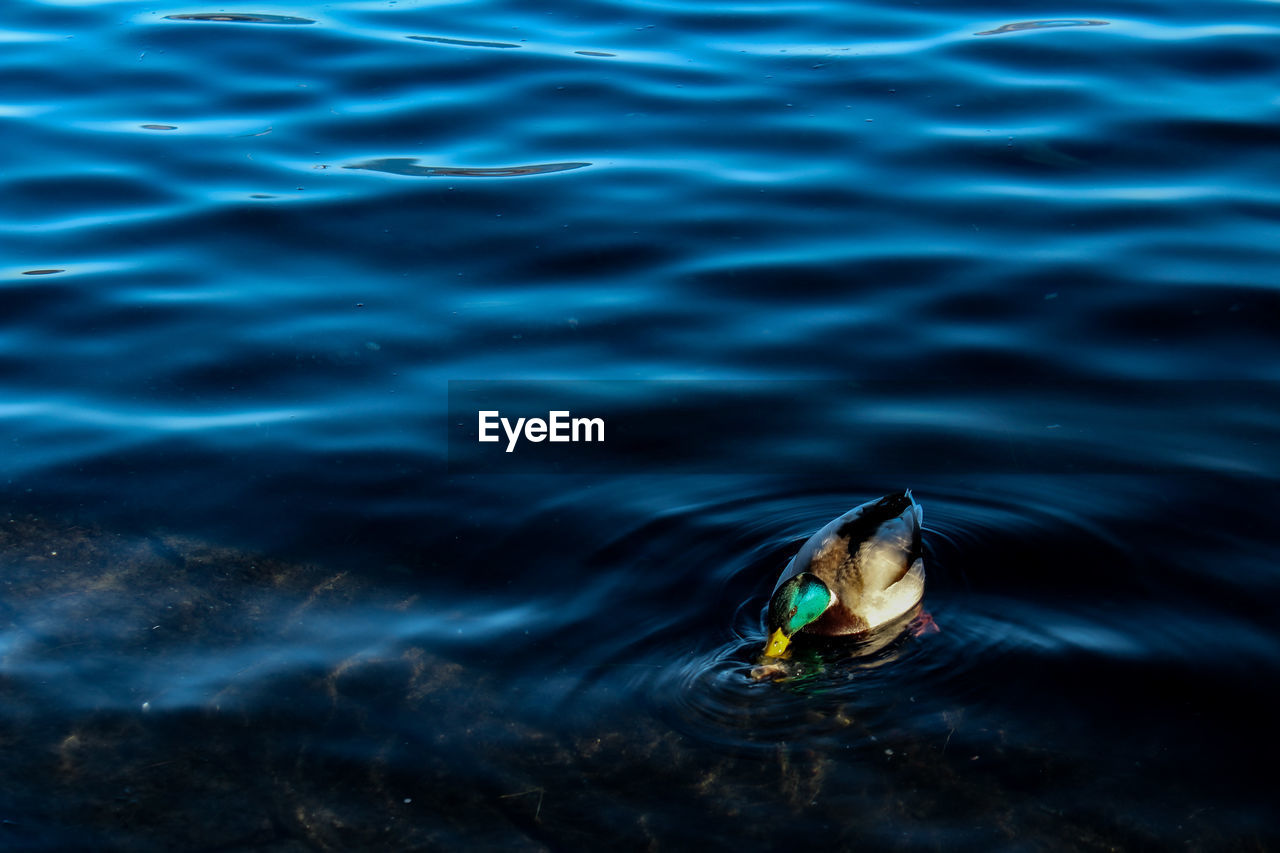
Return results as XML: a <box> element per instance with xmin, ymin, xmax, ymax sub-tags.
<box><xmin>631</xmin><ymin>483</ymin><xmax>1141</xmax><ymax>750</ymax></box>
<box><xmin>457</xmin><ymin>478</ymin><xmax>1145</xmax><ymax>751</ymax></box>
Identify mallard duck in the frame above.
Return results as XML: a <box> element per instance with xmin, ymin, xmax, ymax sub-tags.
<box><xmin>761</xmin><ymin>490</ymin><xmax>925</xmax><ymax>660</ymax></box>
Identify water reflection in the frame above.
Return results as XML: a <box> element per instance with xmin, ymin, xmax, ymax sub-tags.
<box><xmin>407</xmin><ymin>35</ymin><xmax>521</xmax><ymax>49</ymax></box>
<box><xmin>976</xmin><ymin>19</ymin><xmax>1110</xmax><ymax>36</ymax></box>
<box><xmin>664</xmin><ymin>633</ymin><xmax>931</xmax><ymax>750</ymax></box>
<box><xmin>344</xmin><ymin>158</ymin><xmax>591</xmax><ymax>178</ymax></box>
<box><xmin>163</xmin><ymin>13</ymin><xmax>316</xmax><ymax>25</ymax></box>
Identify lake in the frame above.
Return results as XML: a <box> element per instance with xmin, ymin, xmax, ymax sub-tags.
<box><xmin>2</xmin><ymin>0</ymin><xmax>1278</xmax><ymax>849</ymax></box>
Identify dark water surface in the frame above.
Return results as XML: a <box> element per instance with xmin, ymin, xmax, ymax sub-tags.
<box><xmin>3</xmin><ymin>0</ymin><xmax>1279</xmax><ymax>850</ymax></box>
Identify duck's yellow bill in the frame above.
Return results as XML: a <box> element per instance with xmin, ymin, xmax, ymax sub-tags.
<box><xmin>764</xmin><ymin>628</ymin><xmax>792</xmax><ymax>659</ymax></box>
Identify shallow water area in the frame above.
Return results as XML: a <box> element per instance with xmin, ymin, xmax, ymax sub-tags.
<box><xmin>3</xmin><ymin>0</ymin><xmax>1280</xmax><ymax>847</ymax></box>
<box><xmin>3</xmin><ymin>477</ymin><xmax>1278</xmax><ymax>849</ymax></box>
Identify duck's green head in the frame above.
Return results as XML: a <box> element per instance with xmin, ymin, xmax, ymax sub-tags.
<box><xmin>763</xmin><ymin>573</ymin><xmax>833</xmax><ymax>658</ymax></box>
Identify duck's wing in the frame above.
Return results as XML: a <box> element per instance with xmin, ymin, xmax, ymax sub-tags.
<box><xmin>863</xmin><ymin>556</ymin><xmax>925</xmax><ymax>628</ymax></box>
<box><xmin>843</xmin><ymin>491</ymin><xmax>922</xmax><ymax>596</ymax></box>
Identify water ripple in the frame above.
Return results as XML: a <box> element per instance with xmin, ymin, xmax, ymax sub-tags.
<box><xmin>466</xmin><ymin>481</ymin><xmax>1189</xmax><ymax>752</ymax></box>
<box><xmin>407</xmin><ymin>34</ymin><xmax>522</xmax><ymax>49</ymax></box>
<box><xmin>163</xmin><ymin>12</ymin><xmax>316</xmax><ymax>25</ymax></box>
<box><xmin>975</xmin><ymin>20</ymin><xmax>1110</xmax><ymax>37</ymax></box>
<box><xmin>343</xmin><ymin>158</ymin><xmax>592</xmax><ymax>177</ymax></box>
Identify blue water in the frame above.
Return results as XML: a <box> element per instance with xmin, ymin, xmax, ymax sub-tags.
<box><xmin>3</xmin><ymin>0</ymin><xmax>1279</xmax><ymax>849</ymax></box>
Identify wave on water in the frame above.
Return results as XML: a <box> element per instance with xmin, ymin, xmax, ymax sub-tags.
<box><xmin>975</xmin><ymin>19</ymin><xmax>1110</xmax><ymax>36</ymax></box>
<box><xmin>406</xmin><ymin>34</ymin><xmax>522</xmax><ymax>49</ymax></box>
<box><xmin>343</xmin><ymin>158</ymin><xmax>592</xmax><ymax>178</ymax></box>
<box><xmin>163</xmin><ymin>12</ymin><xmax>316</xmax><ymax>25</ymax></box>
